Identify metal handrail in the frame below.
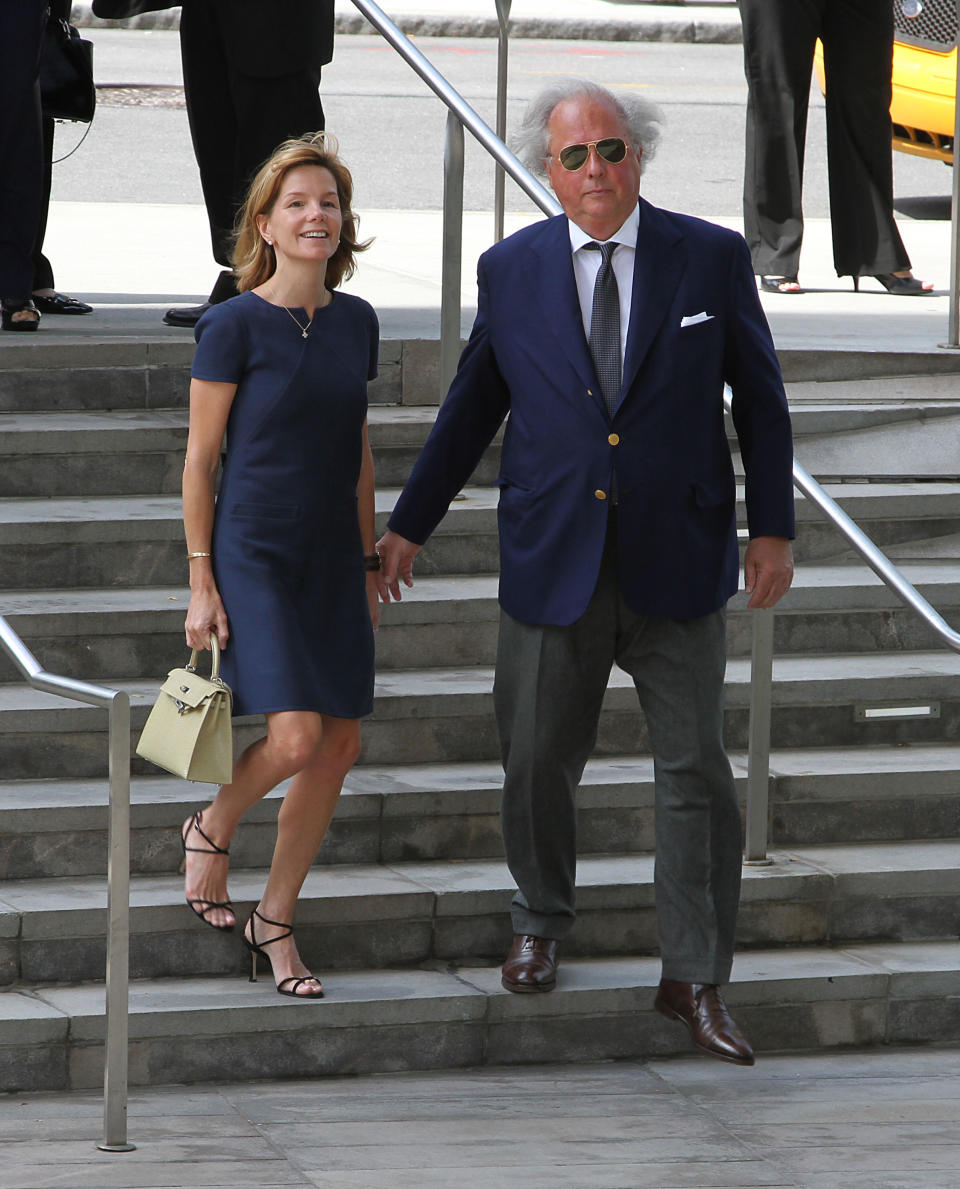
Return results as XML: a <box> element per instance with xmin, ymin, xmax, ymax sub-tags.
<box><xmin>0</xmin><ymin>616</ymin><xmax>133</xmax><ymax>1153</ymax></box>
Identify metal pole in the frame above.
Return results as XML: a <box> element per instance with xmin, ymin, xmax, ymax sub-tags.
<box><xmin>441</xmin><ymin>111</ymin><xmax>465</xmax><ymax>397</ymax></box>
<box><xmin>98</xmin><ymin>690</ymin><xmax>134</xmax><ymax>1153</ymax></box>
<box><xmin>941</xmin><ymin>11</ymin><xmax>960</xmax><ymax>348</ymax></box>
<box><xmin>744</xmin><ymin>609</ymin><xmax>775</xmax><ymax>865</ymax></box>
<box><xmin>494</xmin><ymin>0</ymin><xmax>513</xmax><ymax>243</ymax></box>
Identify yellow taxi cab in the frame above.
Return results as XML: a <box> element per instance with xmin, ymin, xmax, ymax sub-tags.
<box><xmin>815</xmin><ymin>0</ymin><xmax>956</xmax><ymax>165</ymax></box>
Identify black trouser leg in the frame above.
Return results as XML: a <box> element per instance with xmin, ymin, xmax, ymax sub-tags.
<box><xmin>739</xmin><ymin>0</ymin><xmax>823</xmax><ymax>279</ymax></box>
<box><xmin>822</xmin><ymin>0</ymin><xmax>910</xmax><ymax>277</ymax></box>
<box><xmin>0</xmin><ymin>1</ymin><xmax>46</xmax><ymax>299</ymax></box>
<box><xmin>180</xmin><ymin>0</ymin><xmax>324</xmax><ymax>279</ymax></box>
<box><xmin>31</xmin><ymin>113</ymin><xmax>56</xmax><ymax>292</ymax></box>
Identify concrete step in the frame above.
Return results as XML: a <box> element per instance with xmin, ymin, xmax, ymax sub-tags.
<box><xmin>3</xmin><ymin>557</ymin><xmax>959</xmax><ymax>682</ymax></box>
<box><xmin>4</xmin><ymin>393</ymin><xmax>956</xmax><ymax>507</ymax></box>
<box><xmin>0</xmin><ymin>405</ymin><xmax>500</xmax><ymax>498</ymax></box>
<box><xmin>1</xmin><ymin>939</ymin><xmax>956</xmax><ymax>1092</ymax></box>
<box><xmin>0</xmin><ymin>409</ymin><xmax>189</xmax><ymax>498</ymax></box>
<box><xmin>786</xmin><ymin>373</ymin><xmax>960</xmax><ymax>409</ymax></box>
<box><xmin>794</xmin><ymin>410</ymin><xmax>960</xmax><ymax>482</ymax></box>
<box><xmin>0</xmin><ymin>338</ymin><xmax>408</xmax><ymax>410</ymax></box>
<box><xmin>1</xmin><ymin>481</ymin><xmax>960</xmax><ymax>589</ymax></box>
<box><xmin>1</xmin><ymin>649</ymin><xmax>958</xmax><ymax>779</ymax></box>
<box><xmin>1</xmin><ymin>743</ymin><xmax>958</xmax><ymax>881</ymax></box>
<box><xmin>2</xmin><ymin>841</ymin><xmax>959</xmax><ymax>986</ymax></box>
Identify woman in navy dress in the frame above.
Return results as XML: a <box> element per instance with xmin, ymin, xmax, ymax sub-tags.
<box><xmin>180</xmin><ymin>134</ymin><xmax>386</xmax><ymax>998</ymax></box>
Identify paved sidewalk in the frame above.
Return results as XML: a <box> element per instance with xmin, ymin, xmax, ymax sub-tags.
<box><xmin>73</xmin><ymin>0</ymin><xmax>744</xmax><ymax>44</ymax></box>
<box><xmin>2</xmin><ymin>1048</ymin><xmax>960</xmax><ymax>1188</ymax></box>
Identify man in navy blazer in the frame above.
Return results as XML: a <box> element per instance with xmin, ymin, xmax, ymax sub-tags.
<box><xmin>379</xmin><ymin>79</ymin><xmax>795</xmax><ymax>1066</ymax></box>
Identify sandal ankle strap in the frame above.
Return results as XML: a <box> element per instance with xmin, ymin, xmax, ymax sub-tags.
<box><xmin>249</xmin><ymin>907</ymin><xmax>293</xmax><ymax>948</ymax></box>
<box><xmin>183</xmin><ymin>810</ymin><xmax>229</xmax><ymax>855</ymax></box>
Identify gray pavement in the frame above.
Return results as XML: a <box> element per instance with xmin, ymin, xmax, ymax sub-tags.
<box><xmin>3</xmin><ymin>1048</ymin><xmax>960</xmax><ymax>1188</ymax></box>
<box><xmin>74</xmin><ymin>0</ymin><xmax>745</xmax><ymax>44</ymax></box>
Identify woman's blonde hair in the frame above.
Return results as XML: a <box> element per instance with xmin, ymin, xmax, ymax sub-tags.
<box><xmin>233</xmin><ymin>132</ymin><xmax>370</xmax><ymax>293</ymax></box>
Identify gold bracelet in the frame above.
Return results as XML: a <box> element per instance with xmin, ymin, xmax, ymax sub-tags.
<box><xmin>187</xmin><ymin>551</ymin><xmax>212</xmax><ymax>560</ymax></box>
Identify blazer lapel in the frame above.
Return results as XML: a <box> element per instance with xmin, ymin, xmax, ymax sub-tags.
<box><xmin>618</xmin><ymin>198</ymin><xmax>687</xmax><ymax>408</ymax></box>
<box><xmin>530</xmin><ymin>218</ymin><xmax>606</xmax><ymax>414</ymax></box>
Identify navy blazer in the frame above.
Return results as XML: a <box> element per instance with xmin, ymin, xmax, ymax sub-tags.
<box><xmin>389</xmin><ymin>198</ymin><xmax>795</xmax><ymax>625</ymax></box>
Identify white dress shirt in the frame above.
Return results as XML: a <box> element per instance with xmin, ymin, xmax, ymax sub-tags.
<box><xmin>568</xmin><ymin>202</ymin><xmax>639</xmax><ymax>369</ymax></box>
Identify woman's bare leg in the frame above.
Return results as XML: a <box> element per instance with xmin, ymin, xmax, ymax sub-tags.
<box><xmin>181</xmin><ymin>710</ymin><xmax>358</xmax><ymax>934</ymax></box>
<box><xmin>244</xmin><ymin>714</ymin><xmax>362</xmax><ymax>994</ymax></box>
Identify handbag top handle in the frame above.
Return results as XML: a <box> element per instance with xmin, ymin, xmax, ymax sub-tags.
<box><xmin>186</xmin><ymin>633</ymin><xmax>223</xmax><ymax>682</ymax></box>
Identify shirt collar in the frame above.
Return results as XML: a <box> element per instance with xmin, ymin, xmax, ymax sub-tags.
<box><xmin>567</xmin><ymin>202</ymin><xmax>640</xmax><ymax>254</ymax></box>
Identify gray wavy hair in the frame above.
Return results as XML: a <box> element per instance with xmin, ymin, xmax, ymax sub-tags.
<box><xmin>511</xmin><ymin>78</ymin><xmax>663</xmax><ymax>178</ymax></box>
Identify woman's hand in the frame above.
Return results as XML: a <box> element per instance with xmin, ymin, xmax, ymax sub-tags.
<box><xmin>366</xmin><ymin>571</ymin><xmax>382</xmax><ymax>630</ymax></box>
<box><xmin>185</xmin><ymin>585</ymin><xmax>230</xmax><ymax>651</ymax></box>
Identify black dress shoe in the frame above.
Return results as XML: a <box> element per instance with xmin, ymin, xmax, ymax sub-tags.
<box><xmin>163</xmin><ymin>301</ymin><xmax>212</xmax><ymax>328</ymax></box>
<box><xmin>32</xmin><ymin>291</ymin><xmax>93</xmax><ymax>315</ymax></box>
<box><xmin>654</xmin><ymin>979</ymin><xmax>755</xmax><ymax>1066</ymax></box>
<box><xmin>501</xmin><ymin>934</ymin><xmax>559</xmax><ymax>993</ymax></box>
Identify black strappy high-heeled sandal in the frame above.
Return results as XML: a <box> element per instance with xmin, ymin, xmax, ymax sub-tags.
<box><xmin>179</xmin><ymin>810</ymin><xmax>235</xmax><ymax>931</ymax></box>
<box><xmin>1</xmin><ymin>298</ymin><xmax>40</xmax><ymax>332</ymax></box>
<box><xmin>853</xmin><ymin>273</ymin><xmax>934</xmax><ymax>296</ymax></box>
<box><xmin>243</xmin><ymin>909</ymin><xmax>325</xmax><ymax>998</ymax></box>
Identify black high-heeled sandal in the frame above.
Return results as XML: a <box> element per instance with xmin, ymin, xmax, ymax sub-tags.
<box><xmin>852</xmin><ymin>274</ymin><xmax>934</xmax><ymax>296</ymax></box>
<box><xmin>243</xmin><ymin>909</ymin><xmax>325</xmax><ymax>998</ymax></box>
<box><xmin>1</xmin><ymin>298</ymin><xmax>40</xmax><ymax>332</ymax></box>
<box><xmin>760</xmin><ymin>276</ymin><xmax>802</xmax><ymax>294</ymax></box>
<box><xmin>179</xmin><ymin>810</ymin><xmax>235</xmax><ymax>931</ymax></box>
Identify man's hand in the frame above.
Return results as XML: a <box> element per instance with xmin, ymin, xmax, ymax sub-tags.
<box><xmin>743</xmin><ymin>536</ymin><xmax>793</xmax><ymax>610</ymax></box>
<box><xmin>376</xmin><ymin>529</ymin><xmax>422</xmax><ymax>603</ymax></box>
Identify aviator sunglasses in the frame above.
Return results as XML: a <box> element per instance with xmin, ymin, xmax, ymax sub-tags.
<box><xmin>556</xmin><ymin>137</ymin><xmax>629</xmax><ymax>171</ymax></box>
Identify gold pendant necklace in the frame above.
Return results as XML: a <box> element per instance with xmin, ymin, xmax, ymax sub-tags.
<box><xmin>280</xmin><ymin>305</ymin><xmax>311</xmax><ymax>339</ymax></box>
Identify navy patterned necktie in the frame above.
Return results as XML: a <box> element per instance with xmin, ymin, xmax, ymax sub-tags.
<box><xmin>586</xmin><ymin>240</ymin><xmax>621</xmax><ymax>416</ymax></box>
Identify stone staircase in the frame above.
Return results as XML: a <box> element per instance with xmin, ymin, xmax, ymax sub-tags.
<box><xmin>1</xmin><ymin>341</ymin><xmax>959</xmax><ymax>1092</ymax></box>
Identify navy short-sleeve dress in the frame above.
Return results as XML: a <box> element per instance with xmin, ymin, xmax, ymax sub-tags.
<box><xmin>192</xmin><ymin>290</ymin><xmax>379</xmax><ymax>720</ymax></box>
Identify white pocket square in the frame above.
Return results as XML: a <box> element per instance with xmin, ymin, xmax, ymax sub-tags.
<box><xmin>680</xmin><ymin>311</ymin><xmax>714</xmax><ymax>328</ymax></box>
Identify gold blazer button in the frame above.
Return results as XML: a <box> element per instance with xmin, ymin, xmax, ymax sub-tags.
<box><xmin>594</xmin><ymin>489</ymin><xmax>607</xmax><ymax>501</ymax></box>
<box><xmin>608</xmin><ymin>433</ymin><xmax>620</xmax><ymax>446</ymax></box>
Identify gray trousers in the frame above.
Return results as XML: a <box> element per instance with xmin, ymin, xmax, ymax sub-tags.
<box><xmin>493</xmin><ymin>523</ymin><xmax>742</xmax><ymax>985</ymax></box>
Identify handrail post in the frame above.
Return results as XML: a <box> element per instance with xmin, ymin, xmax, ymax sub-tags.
<box><xmin>941</xmin><ymin>9</ymin><xmax>960</xmax><ymax>348</ymax></box>
<box><xmin>441</xmin><ymin>110</ymin><xmax>465</xmax><ymax>399</ymax></box>
<box><xmin>98</xmin><ymin>688</ymin><xmax>134</xmax><ymax>1153</ymax></box>
<box><xmin>494</xmin><ymin>0</ymin><xmax>512</xmax><ymax>243</ymax></box>
<box><xmin>744</xmin><ymin>608</ymin><xmax>774</xmax><ymax>865</ymax></box>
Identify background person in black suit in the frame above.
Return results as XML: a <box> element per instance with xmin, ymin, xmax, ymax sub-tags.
<box><xmin>93</xmin><ymin>0</ymin><xmax>334</xmax><ymax>327</ymax></box>
<box><xmin>738</xmin><ymin>0</ymin><xmax>932</xmax><ymax>296</ymax></box>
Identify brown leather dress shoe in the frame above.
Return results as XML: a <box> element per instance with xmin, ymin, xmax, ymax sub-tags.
<box><xmin>501</xmin><ymin>934</ymin><xmax>559</xmax><ymax>993</ymax></box>
<box><xmin>654</xmin><ymin>979</ymin><xmax>755</xmax><ymax>1066</ymax></box>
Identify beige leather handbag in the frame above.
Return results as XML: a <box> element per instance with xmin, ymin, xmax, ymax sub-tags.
<box><xmin>136</xmin><ymin>634</ymin><xmax>233</xmax><ymax>784</ymax></box>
